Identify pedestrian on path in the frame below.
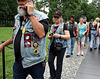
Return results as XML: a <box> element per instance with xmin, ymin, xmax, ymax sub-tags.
<box><xmin>90</xmin><ymin>17</ymin><xmax>100</xmax><ymax>51</ymax></box>
<box><xmin>0</xmin><ymin>0</ymin><xmax>49</xmax><ymax>79</ymax></box>
<box><xmin>77</xmin><ymin>18</ymin><xmax>87</xmax><ymax>56</ymax></box>
<box><xmin>98</xmin><ymin>19</ymin><xmax>100</xmax><ymax>53</ymax></box>
<box><xmin>83</xmin><ymin>17</ymin><xmax>89</xmax><ymax>45</ymax></box>
<box><xmin>89</xmin><ymin>19</ymin><xmax>94</xmax><ymax>41</ymax></box>
<box><xmin>48</xmin><ymin>11</ymin><xmax>70</xmax><ymax>79</ymax></box>
<box><xmin>66</xmin><ymin>15</ymin><xmax>78</xmax><ymax>58</ymax></box>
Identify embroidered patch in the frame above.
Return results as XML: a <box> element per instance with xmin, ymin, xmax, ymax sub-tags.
<box><xmin>24</xmin><ymin>34</ymin><xmax>32</xmax><ymax>48</ymax></box>
<box><xmin>16</xmin><ymin>20</ymin><xmax>19</xmax><ymax>26</ymax></box>
<box><xmin>24</xmin><ymin>41</ymin><xmax>31</xmax><ymax>47</ymax></box>
<box><xmin>35</xmin><ymin>15</ymin><xmax>40</xmax><ymax>20</ymax></box>
<box><xmin>59</xmin><ymin>29</ymin><xmax>63</xmax><ymax>34</ymax></box>
<box><xmin>33</xmin><ymin>42</ymin><xmax>39</xmax><ymax>48</ymax></box>
<box><xmin>22</xmin><ymin>28</ymin><xmax>25</xmax><ymax>34</ymax></box>
<box><xmin>32</xmin><ymin>33</ymin><xmax>40</xmax><ymax>42</ymax></box>
<box><xmin>33</xmin><ymin>49</ymin><xmax>39</xmax><ymax>55</ymax></box>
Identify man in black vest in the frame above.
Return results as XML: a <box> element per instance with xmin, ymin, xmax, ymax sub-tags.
<box><xmin>66</xmin><ymin>15</ymin><xmax>77</xmax><ymax>58</ymax></box>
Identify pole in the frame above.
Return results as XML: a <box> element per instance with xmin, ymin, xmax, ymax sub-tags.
<box><xmin>2</xmin><ymin>40</ymin><xmax>5</xmax><ymax>79</ymax></box>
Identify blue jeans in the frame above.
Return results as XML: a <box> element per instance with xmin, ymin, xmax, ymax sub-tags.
<box><xmin>67</xmin><ymin>37</ymin><xmax>75</xmax><ymax>55</ymax></box>
<box><xmin>90</xmin><ymin>30</ymin><xmax>97</xmax><ymax>48</ymax></box>
<box><xmin>48</xmin><ymin>48</ymin><xmax>66</xmax><ymax>79</ymax></box>
<box><xmin>13</xmin><ymin>60</ymin><xmax>45</xmax><ymax>79</ymax></box>
<box><xmin>85</xmin><ymin>35</ymin><xmax>88</xmax><ymax>43</ymax></box>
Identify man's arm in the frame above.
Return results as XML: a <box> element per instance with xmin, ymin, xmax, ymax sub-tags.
<box><xmin>86</xmin><ymin>24</ymin><xmax>89</xmax><ymax>36</ymax></box>
<box><xmin>0</xmin><ymin>37</ymin><xmax>13</xmax><ymax>52</ymax></box>
<box><xmin>30</xmin><ymin>16</ymin><xmax>46</xmax><ymax>38</ymax></box>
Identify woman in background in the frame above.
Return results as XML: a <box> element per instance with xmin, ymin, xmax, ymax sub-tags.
<box><xmin>90</xmin><ymin>17</ymin><xmax>100</xmax><ymax>51</ymax></box>
<box><xmin>77</xmin><ymin>18</ymin><xmax>87</xmax><ymax>56</ymax></box>
<box><xmin>48</xmin><ymin>11</ymin><xmax>70</xmax><ymax>79</ymax></box>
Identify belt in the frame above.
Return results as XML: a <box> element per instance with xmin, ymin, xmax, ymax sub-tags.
<box><xmin>91</xmin><ymin>29</ymin><xmax>96</xmax><ymax>30</ymax></box>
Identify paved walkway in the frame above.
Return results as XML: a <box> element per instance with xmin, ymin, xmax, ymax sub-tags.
<box><xmin>75</xmin><ymin>42</ymin><xmax>100</xmax><ymax>79</ymax></box>
<box><xmin>26</xmin><ymin>41</ymin><xmax>89</xmax><ymax>79</ymax></box>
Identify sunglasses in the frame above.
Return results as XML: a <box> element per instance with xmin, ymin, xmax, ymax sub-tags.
<box><xmin>54</xmin><ymin>16</ymin><xmax>59</xmax><ymax>19</ymax></box>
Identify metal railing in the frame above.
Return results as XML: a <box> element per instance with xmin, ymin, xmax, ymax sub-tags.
<box><xmin>1</xmin><ymin>40</ymin><xmax>13</xmax><ymax>79</ymax></box>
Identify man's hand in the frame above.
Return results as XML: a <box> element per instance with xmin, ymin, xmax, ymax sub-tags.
<box><xmin>86</xmin><ymin>33</ymin><xmax>88</xmax><ymax>36</ymax></box>
<box><xmin>96</xmin><ymin>33</ymin><xmax>98</xmax><ymax>36</ymax></box>
<box><xmin>53</xmin><ymin>33</ymin><xmax>60</xmax><ymax>38</ymax></box>
<box><xmin>76</xmin><ymin>36</ymin><xmax>78</xmax><ymax>39</ymax></box>
<box><xmin>25</xmin><ymin>1</ymin><xmax>34</xmax><ymax>15</ymax></box>
<box><xmin>0</xmin><ymin>45</ymin><xmax>3</xmax><ymax>52</ymax></box>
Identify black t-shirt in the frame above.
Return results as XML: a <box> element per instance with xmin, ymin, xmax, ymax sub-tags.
<box><xmin>50</xmin><ymin>23</ymin><xmax>69</xmax><ymax>50</ymax></box>
<box><xmin>14</xmin><ymin>17</ymin><xmax>49</xmax><ymax>60</ymax></box>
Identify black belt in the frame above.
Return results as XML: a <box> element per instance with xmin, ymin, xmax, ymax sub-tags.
<box><xmin>91</xmin><ymin>29</ymin><xmax>96</xmax><ymax>30</ymax></box>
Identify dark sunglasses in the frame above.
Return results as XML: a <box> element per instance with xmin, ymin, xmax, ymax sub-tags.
<box><xmin>54</xmin><ymin>16</ymin><xmax>59</xmax><ymax>19</ymax></box>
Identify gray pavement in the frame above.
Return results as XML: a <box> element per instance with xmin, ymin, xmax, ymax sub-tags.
<box><xmin>75</xmin><ymin>42</ymin><xmax>100</xmax><ymax>79</ymax></box>
<box><xmin>26</xmin><ymin>41</ymin><xmax>89</xmax><ymax>79</ymax></box>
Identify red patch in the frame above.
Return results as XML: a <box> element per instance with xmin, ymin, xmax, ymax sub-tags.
<box><xmin>35</xmin><ymin>15</ymin><xmax>39</xmax><ymax>20</ymax></box>
<box><xmin>54</xmin><ymin>29</ymin><xmax>56</xmax><ymax>32</ymax></box>
<box><xmin>14</xmin><ymin>26</ymin><xmax>16</xmax><ymax>28</ymax></box>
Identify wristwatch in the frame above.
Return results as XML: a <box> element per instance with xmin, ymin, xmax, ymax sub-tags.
<box><xmin>29</xmin><ymin>14</ymin><xmax>34</xmax><ymax>17</ymax></box>
<box><xmin>59</xmin><ymin>35</ymin><xmax>61</xmax><ymax>39</ymax></box>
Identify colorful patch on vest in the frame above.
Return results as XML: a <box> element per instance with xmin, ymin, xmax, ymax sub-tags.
<box><xmin>35</xmin><ymin>15</ymin><xmax>40</xmax><ymax>20</ymax></box>
<box><xmin>24</xmin><ymin>41</ymin><xmax>31</xmax><ymax>47</ymax></box>
<box><xmin>33</xmin><ymin>42</ymin><xmax>39</xmax><ymax>48</ymax></box>
<box><xmin>32</xmin><ymin>33</ymin><xmax>40</xmax><ymax>42</ymax></box>
<box><xmin>16</xmin><ymin>20</ymin><xmax>19</xmax><ymax>26</ymax></box>
<box><xmin>33</xmin><ymin>49</ymin><xmax>39</xmax><ymax>55</ymax></box>
<box><xmin>24</xmin><ymin>34</ymin><xmax>32</xmax><ymax>48</ymax></box>
<box><xmin>22</xmin><ymin>28</ymin><xmax>25</xmax><ymax>34</ymax></box>
<box><xmin>59</xmin><ymin>29</ymin><xmax>63</xmax><ymax>34</ymax></box>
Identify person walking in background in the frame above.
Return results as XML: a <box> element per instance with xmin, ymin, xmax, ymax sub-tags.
<box><xmin>0</xmin><ymin>0</ymin><xmax>49</xmax><ymax>79</ymax></box>
<box><xmin>90</xmin><ymin>17</ymin><xmax>100</xmax><ymax>51</ymax></box>
<box><xmin>83</xmin><ymin>17</ymin><xmax>89</xmax><ymax>45</ymax></box>
<box><xmin>48</xmin><ymin>11</ymin><xmax>70</xmax><ymax>79</ymax></box>
<box><xmin>66</xmin><ymin>15</ymin><xmax>78</xmax><ymax>58</ymax></box>
<box><xmin>89</xmin><ymin>19</ymin><xmax>94</xmax><ymax>41</ymax></box>
<box><xmin>77</xmin><ymin>18</ymin><xmax>87</xmax><ymax>56</ymax></box>
<box><xmin>98</xmin><ymin>19</ymin><xmax>100</xmax><ymax>53</ymax></box>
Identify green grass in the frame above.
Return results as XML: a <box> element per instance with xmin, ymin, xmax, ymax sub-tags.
<box><xmin>0</xmin><ymin>27</ymin><xmax>50</xmax><ymax>79</ymax></box>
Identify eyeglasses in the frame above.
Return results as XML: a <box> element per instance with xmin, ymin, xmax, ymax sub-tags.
<box><xmin>54</xmin><ymin>16</ymin><xmax>59</xmax><ymax>19</ymax></box>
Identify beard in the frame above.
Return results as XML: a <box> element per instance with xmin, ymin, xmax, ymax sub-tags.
<box><xmin>17</xmin><ymin>6</ymin><xmax>27</xmax><ymax>16</ymax></box>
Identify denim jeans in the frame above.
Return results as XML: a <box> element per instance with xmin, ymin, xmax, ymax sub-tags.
<box><xmin>90</xmin><ymin>30</ymin><xmax>97</xmax><ymax>48</ymax></box>
<box><xmin>48</xmin><ymin>48</ymin><xmax>66</xmax><ymax>79</ymax></box>
<box><xmin>67</xmin><ymin>37</ymin><xmax>75</xmax><ymax>55</ymax></box>
<box><xmin>13</xmin><ymin>60</ymin><xmax>45</xmax><ymax>79</ymax></box>
<box><xmin>85</xmin><ymin>35</ymin><xmax>88</xmax><ymax>43</ymax></box>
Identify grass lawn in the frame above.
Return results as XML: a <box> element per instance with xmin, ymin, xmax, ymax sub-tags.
<box><xmin>0</xmin><ymin>27</ymin><xmax>50</xmax><ymax>79</ymax></box>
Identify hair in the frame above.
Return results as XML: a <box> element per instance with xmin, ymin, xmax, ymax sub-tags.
<box><xmin>80</xmin><ymin>17</ymin><xmax>83</xmax><ymax>20</ymax></box>
<box><xmin>92</xmin><ymin>17</ymin><xmax>100</xmax><ymax>26</ymax></box>
<box><xmin>60</xmin><ymin>16</ymin><xmax>63</xmax><ymax>22</ymax></box>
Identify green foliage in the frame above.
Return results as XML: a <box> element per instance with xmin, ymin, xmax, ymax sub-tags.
<box><xmin>0</xmin><ymin>0</ymin><xmax>17</xmax><ymax>20</ymax></box>
<box><xmin>45</xmin><ymin>0</ymin><xmax>100</xmax><ymax>23</ymax></box>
